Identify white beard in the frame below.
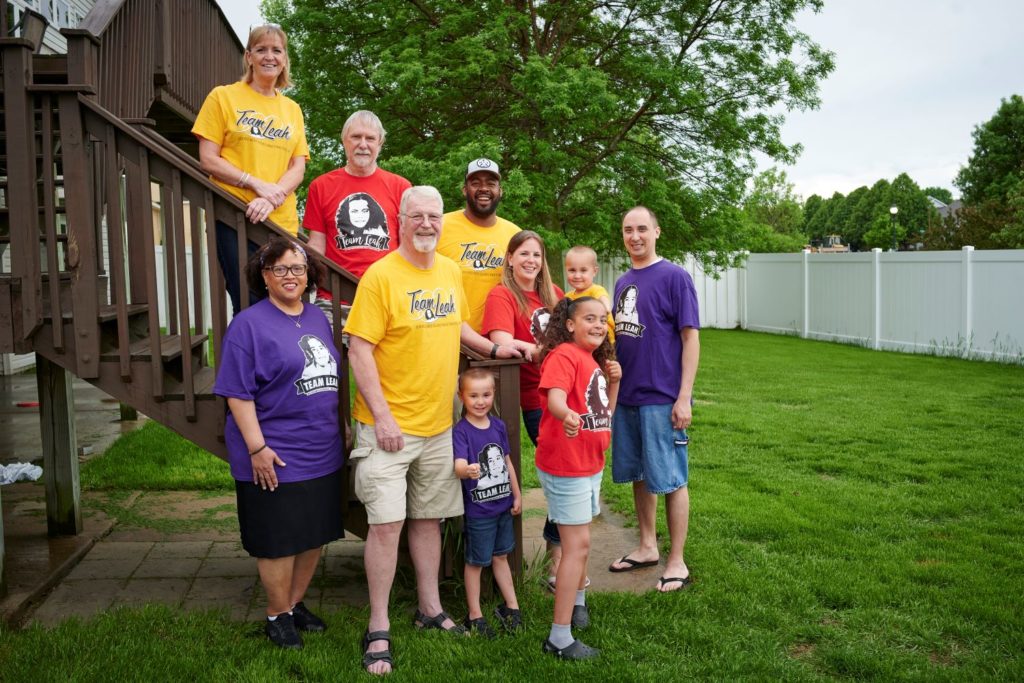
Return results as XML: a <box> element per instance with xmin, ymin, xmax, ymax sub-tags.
<box><xmin>412</xmin><ymin>235</ymin><xmax>438</xmax><ymax>253</ymax></box>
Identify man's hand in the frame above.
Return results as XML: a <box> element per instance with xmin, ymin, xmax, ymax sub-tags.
<box><xmin>671</xmin><ymin>397</ymin><xmax>692</xmax><ymax>431</ymax></box>
<box><xmin>374</xmin><ymin>413</ymin><xmax>405</xmax><ymax>452</ymax></box>
<box><xmin>467</xmin><ymin>463</ymin><xmax>481</xmax><ymax>479</ymax></box>
<box><xmin>494</xmin><ymin>343</ymin><xmax>524</xmax><ymax>360</ymax></box>
<box><xmin>510</xmin><ymin>340</ymin><xmax>535</xmax><ymax>361</ymax></box>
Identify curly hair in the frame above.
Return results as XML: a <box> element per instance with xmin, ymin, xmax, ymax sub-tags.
<box><xmin>500</xmin><ymin>230</ymin><xmax>560</xmax><ymax>318</ymax></box>
<box><xmin>537</xmin><ymin>296</ymin><xmax>616</xmax><ymax>371</ymax></box>
<box><xmin>244</xmin><ymin>235</ymin><xmax>323</xmax><ymax>299</ymax></box>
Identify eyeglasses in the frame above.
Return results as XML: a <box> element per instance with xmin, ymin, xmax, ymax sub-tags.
<box><xmin>403</xmin><ymin>213</ymin><xmax>443</xmax><ymax>225</ymax></box>
<box><xmin>264</xmin><ymin>264</ymin><xmax>307</xmax><ymax>277</ymax></box>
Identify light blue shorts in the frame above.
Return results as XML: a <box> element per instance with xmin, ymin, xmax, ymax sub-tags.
<box><xmin>612</xmin><ymin>403</ymin><xmax>689</xmax><ymax>494</ymax></box>
<box><xmin>536</xmin><ymin>469</ymin><xmax>602</xmax><ymax>526</ymax></box>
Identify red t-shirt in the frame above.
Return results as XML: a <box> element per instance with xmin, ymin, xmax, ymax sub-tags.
<box><xmin>303</xmin><ymin>167</ymin><xmax>411</xmax><ymax>285</ymax></box>
<box><xmin>481</xmin><ymin>284</ymin><xmax>563</xmax><ymax>411</ymax></box>
<box><xmin>536</xmin><ymin>342</ymin><xmax>611</xmax><ymax>477</ymax></box>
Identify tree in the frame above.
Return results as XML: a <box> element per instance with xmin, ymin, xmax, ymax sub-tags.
<box><xmin>267</xmin><ymin>0</ymin><xmax>834</xmax><ymax>265</ymax></box>
<box><xmin>737</xmin><ymin>168</ymin><xmax>805</xmax><ymax>253</ymax></box>
<box><xmin>887</xmin><ymin>173</ymin><xmax>935</xmax><ymax>248</ymax></box>
<box><xmin>922</xmin><ymin>186</ymin><xmax>954</xmax><ymax>205</ymax></box>
<box><xmin>955</xmin><ymin>95</ymin><xmax>1024</xmax><ymax>205</ymax></box>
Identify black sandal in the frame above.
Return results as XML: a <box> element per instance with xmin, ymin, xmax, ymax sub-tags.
<box><xmin>361</xmin><ymin>630</ymin><xmax>394</xmax><ymax>674</ymax></box>
<box><xmin>412</xmin><ymin>609</ymin><xmax>468</xmax><ymax>635</ymax></box>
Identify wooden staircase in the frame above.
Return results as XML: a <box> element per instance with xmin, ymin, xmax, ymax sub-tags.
<box><xmin>0</xmin><ymin>8</ymin><xmax>527</xmax><ymax>599</ymax></box>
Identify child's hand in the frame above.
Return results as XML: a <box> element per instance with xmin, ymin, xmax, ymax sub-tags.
<box><xmin>511</xmin><ymin>495</ymin><xmax>522</xmax><ymax>516</ymax></box>
<box><xmin>605</xmin><ymin>360</ymin><xmax>622</xmax><ymax>384</ymax></box>
<box><xmin>468</xmin><ymin>463</ymin><xmax>481</xmax><ymax>479</ymax></box>
<box><xmin>563</xmin><ymin>411</ymin><xmax>581</xmax><ymax>437</ymax></box>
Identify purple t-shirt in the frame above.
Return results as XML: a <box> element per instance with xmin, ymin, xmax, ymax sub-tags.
<box><xmin>613</xmin><ymin>259</ymin><xmax>701</xmax><ymax>406</ymax></box>
<box><xmin>453</xmin><ymin>416</ymin><xmax>514</xmax><ymax>518</ymax></box>
<box><xmin>214</xmin><ymin>298</ymin><xmax>343</xmax><ymax>483</ymax></box>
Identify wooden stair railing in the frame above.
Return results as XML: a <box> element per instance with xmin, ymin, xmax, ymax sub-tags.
<box><xmin>0</xmin><ymin>36</ymin><xmax>524</xmax><ymax>565</ymax></box>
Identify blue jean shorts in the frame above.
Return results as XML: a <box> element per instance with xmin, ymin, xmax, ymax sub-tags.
<box><xmin>612</xmin><ymin>403</ymin><xmax>689</xmax><ymax>494</ymax></box>
<box><xmin>464</xmin><ymin>511</ymin><xmax>515</xmax><ymax>567</ymax></box>
<box><xmin>536</xmin><ymin>469</ymin><xmax>602</xmax><ymax>526</ymax></box>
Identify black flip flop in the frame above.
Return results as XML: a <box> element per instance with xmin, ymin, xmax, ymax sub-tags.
<box><xmin>608</xmin><ymin>555</ymin><xmax>659</xmax><ymax>573</ymax></box>
<box><xmin>657</xmin><ymin>575</ymin><xmax>694</xmax><ymax>592</ymax></box>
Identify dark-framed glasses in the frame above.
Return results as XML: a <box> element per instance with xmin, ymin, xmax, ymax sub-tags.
<box><xmin>264</xmin><ymin>264</ymin><xmax>307</xmax><ymax>277</ymax></box>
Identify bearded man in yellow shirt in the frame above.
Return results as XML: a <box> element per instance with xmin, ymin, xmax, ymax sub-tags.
<box><xmin>437</xmin><ymin>159</ymin><xmax>522</xmax><ymax>332</ymax></box>
<box><xmin>344</xmin><ymin>185</ymin><xmax>522</xmax><ymax>675</ymax></box>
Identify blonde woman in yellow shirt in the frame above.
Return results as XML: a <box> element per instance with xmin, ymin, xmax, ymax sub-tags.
<box><xmin>193</xmin><ymin>24</ymin><xmax>309</xmax><ymax>313</ymax></box>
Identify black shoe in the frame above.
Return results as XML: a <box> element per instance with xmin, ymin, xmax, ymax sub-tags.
<box><xmin>571</xmin><ymin>604</ymin><xmax>590</xmax><ymax>629</ymax></box>
<box><xmin>265</xmin><ymin>612</ymin><xmax>303</xmax><ymax>649</ymax></box>
<box><xmin>494</xmin><ymin>602</ymin><xmax>523</xmax><ymax>633</ymax></box>
<box><xmin>292</xmin><ymin>601</ymin><xmax>326</xmax><ymax>632</ymax></box>
<box><xmin>542</xmin><ymin>638</ymin><xmax>599</xmax><ymax>660</ymax></box>
<box><xmin>463</xmin><ymin>615</ymin><xmax>496</xmax><ymax>639</ymax></box>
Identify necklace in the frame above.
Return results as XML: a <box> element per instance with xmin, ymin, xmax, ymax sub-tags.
<box><xmin>277</xmin><ymin>305</ymin><xmax>302</xmax><ymax>328</ymax></box>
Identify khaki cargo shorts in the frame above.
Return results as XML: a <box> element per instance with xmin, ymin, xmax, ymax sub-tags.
<box><xmin>351</xmin><ymin>422</ymin><xmax>464</xmax><ymax>525</ymax></box>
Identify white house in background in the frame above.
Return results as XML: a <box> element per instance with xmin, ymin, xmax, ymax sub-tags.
<box><xmin>4</xmin><ymin>0</ymin><xmax>94</xmax><ymax>54</ymax></box>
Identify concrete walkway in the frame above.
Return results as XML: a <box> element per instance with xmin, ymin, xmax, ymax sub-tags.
<box><xmin>4</xmin><ymin>485</ymin><xmax>663</xmax><ymax>627</ymax></box>
<box><xmin>0</xmin><ymin>370</ymin><xmax>665</xmax><ymax>628</ymax></box>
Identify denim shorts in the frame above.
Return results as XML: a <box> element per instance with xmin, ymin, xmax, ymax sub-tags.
<box><xmin>611</xmin><ymin>403</ymin><xmax>689</xmax><ymax>494</ymax></box>
<box><xmin>464</xmin><ymin>512</ymin><xmax>515</xmax><ymax>567</ymax></box>
<box><xmin>536</xmin><ymin>469</ymin><xmax>602</xmax><ymax>526</ymax></box>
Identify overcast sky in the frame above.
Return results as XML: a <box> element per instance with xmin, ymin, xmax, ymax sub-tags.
<box><xmin>219</xmin><ymin>0</ymin><xmax>1024</xmax><ymax>202</ymax></box>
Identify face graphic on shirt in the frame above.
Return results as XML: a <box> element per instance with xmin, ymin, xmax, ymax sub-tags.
<box><xmin>334</xmin><ymin>192</ymin><xmax>390</xmax><ymax>251</ymax></box>
<box><xmin>295</xmin><ymin>334</ymin><xmax>339</xmax><ymax>395</ymax></box>
<box><xmin>585</xmin><ymin>368</ymin><xmax>611</xmax><ymax>419</ymax></box>
<box><xmin>530</xmin><ymin>307</ymin><xmax>551</xmax><ymax>342</ymax></box>
<box><xmin>616</xmin><ymin>285</ymin><xmax>639</xmax><ymax>323</ymax></box>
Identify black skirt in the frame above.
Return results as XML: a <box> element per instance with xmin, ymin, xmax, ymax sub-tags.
<box><xmin>236</xmin><ymin>469</ymin><xmax>344</xmax><ymax>559</ymax></box>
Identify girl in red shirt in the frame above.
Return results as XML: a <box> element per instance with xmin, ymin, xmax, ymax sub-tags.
<box><xmin>535</xmin><ymin>297</ymin><xmax>621</xmax><ymax>660</ymax></box>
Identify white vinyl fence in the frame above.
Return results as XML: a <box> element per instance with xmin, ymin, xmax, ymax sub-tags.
<box><xmin>601</xmin><ymin>247</ymin><xmax>1024</xmax><ymax>363</ymax></box>
<box><xmin>4</xmin><ymin>247</ymin><xmax>1022</xmax><ymax>375</ymax></box>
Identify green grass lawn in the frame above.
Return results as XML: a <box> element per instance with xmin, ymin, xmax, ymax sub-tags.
<box><xmin>3</xmin><ymin>329</ymin><xmax>1022</xmax><ymax>681</ymax></box>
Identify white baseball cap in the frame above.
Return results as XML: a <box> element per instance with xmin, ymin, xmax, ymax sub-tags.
<box><xmin>466</xmin><ymin>158</ymin><xmax>501</xmax><ymax>179</ymax></box>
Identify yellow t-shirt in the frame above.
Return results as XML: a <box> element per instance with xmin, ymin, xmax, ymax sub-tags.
<box><xmin>567</xmin><ymin>283</ymin><xmax>615</xmax><ymax>344</ymax></box>
<box><xmin>437</xmin><ymin>211</ymin><xmax>521</xmax><ymax>332</ymax></box>
<box><xmin>192</xmin><ymin>81</ymin><xmax>309</xmax><ymax>235</ymax></box>
<box><xmin>344</xmin><ymin>251</ymin><xmax>468</xmax><ymax>436</ymax></box>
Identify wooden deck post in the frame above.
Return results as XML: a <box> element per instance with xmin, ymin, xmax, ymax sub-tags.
<box><xmin>36</xmin><ymin>356</ymin><xmax>83</xmax><ymax>535</ymax></box>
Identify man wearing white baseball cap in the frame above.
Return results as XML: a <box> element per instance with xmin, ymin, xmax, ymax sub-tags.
<box><xmin>438</xmin><ymin>158</ymin><xmax>522</xmax><ymax>332</ymax></box>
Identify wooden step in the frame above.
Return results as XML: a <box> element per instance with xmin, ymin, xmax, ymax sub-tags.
<box><xmin>98</xmin><ymin>303</ymin><xmax>149</xmax><ymax>322</ymax></box>
<box><xmin>161</xmin><ymin>366</ymin><xmax>218</xmax><ymax>401</ymax></box>
<box><xmin>99</xmin><ymin>332</ymin><xmax>207</xmax><ymax>362</ymax></box>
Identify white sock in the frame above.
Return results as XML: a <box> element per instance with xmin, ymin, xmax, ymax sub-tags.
<box><xmin>575</xmin><ymin>589</ymin><xmax>586</xmax><ymax>607</ymax></box>
<box><xmin>548</xmin><ymin>623</ymin><xmax>574</xmax><ymax>649</ymax></box>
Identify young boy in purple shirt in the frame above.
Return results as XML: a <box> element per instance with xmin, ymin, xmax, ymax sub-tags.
<box><xmin>453</xmin><ymin>368</ymin><xmax>523</xmax><ymax>637</ymax></box>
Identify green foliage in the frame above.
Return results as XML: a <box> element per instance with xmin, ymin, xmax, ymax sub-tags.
<box><xmin>955</xmin><ymin>94</ymin><xmax>1024</xmax><ymax>204</ymax></box>
<box><xmin>801</xmin><ymin>174</ymin><xmax>938</xmax><ymax>251</ymax></box>
<box><xmin>736</xmin><ymin>168</ymin><xmax>807</xmax><ymax>253</ymax></box>
<box><xmin>951</xmin><ymin>94</ymin><xmax>1024</xmax><ymax>248</ymax></box>
<box><xmin>266</xmin><ymin>0</ymin><xmax>834</xmax><ymax>267</ymax></box>
<box><xmin>861</xmin><ymin>212</ymin><xmax>905</xmax><ymax>250</ymax></box>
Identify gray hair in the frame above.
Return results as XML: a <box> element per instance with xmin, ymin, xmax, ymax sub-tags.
<box><xmin>341</xmin><ymin>110</ymin><xmax>386</xmax><ymax>144</ymax></box>
<box><xmin>400</xmin><ymin>186</ymin><xmax>444</xmax><ymax>216</ymax></box>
